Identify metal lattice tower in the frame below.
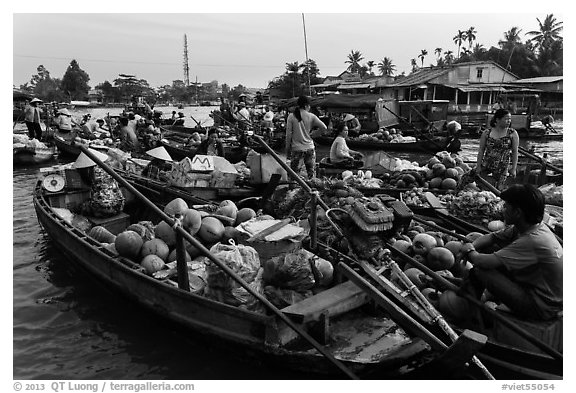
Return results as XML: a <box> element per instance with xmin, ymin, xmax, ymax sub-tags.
<box><xmin>183</xmin><ymin>34</ymin><xmax>190</xmax><ymax>87</ymax></box>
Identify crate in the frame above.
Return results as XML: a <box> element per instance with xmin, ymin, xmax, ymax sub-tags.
<box><xmin>492</xmin><ymin>309</ymin><xmax>563</xmax><ymax>354</ymax></box>
<box><xmin>87</xmin><ymin>212</ymin><xmax>131</xmax><ymax>235</ymax></box>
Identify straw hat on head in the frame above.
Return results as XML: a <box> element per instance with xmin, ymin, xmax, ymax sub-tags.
<box><xmin>73</xmin><ymin>148</ymin><xmax>109</xmax><ymax>169</ymax></box>
<box><xmin>263</xmin><ymin>112</ymin><xmax>274</xmax><ymax>121</ymax></box>
<box><xmin>146</xmin><ymin>146</ymin><xmax>173</xmax><ymax>162</ymax></box>
<box><xmin>30</xmin><ymin>98</ymin><xmax>43</xmax><ymax>104</ymax></box>
<box><xmin>344</xmin><ymin>114</ymin><xmax>355</xmax><ymax>122</ymax></box>
<box><xmin>58</xmin><ymin>108</ymin><xmax>71</xmax><ymax>116</ymax></box>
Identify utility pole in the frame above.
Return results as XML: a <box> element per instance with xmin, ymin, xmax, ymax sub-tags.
<box><xmin>183</xmin><ymin>34</ymin><xmax>190</xmax><ymax>87</ymax></box>
<box><xmin>302</xmin><ymin>13</ymin><xmax>311</xmax><ymax>96</ymax></box>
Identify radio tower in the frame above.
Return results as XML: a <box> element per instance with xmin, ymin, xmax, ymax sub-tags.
<box><xmin>183</xmin><ymin>34</ymin><xmax>190</xmax><ymax>87</ymax></box>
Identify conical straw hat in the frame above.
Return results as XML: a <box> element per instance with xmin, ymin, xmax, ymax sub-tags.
<box><xmin>73</xmin><ymin>148</ymin><xmax>109</xmax><ymax>169</ymax></box>
<box><xmin>146</xmin><ymin>146</ymin><xmax>173</xmax><ymax>162</ymax></box>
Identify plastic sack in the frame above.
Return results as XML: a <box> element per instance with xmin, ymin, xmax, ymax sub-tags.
<box><xmin>262</xmin><ymin>249</ymin><xmax>316</xmax><ymax>291</ymax></box>
<box><xmin>203</xmin><ymin>242</ymin><xmax>264</xmax><ymax>311</ymax></box>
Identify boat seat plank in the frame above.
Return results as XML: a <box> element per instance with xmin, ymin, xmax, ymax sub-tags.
<box><xmin>281</xmin><ymin>280</ymin><xmax>369</xmax><ymax>324</ymax></box>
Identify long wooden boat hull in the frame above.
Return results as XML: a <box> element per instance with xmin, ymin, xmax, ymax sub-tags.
<box><xmin>34</xmin><ymin>181</ymin><xmax>445</xmax><ymax>377</ymax></box>
<box><xmin>53</xmin><ymin>135</ymin><xmax>81</xmax><ymax>157</ymax></box>
<box><xmin>313</xmin><ymin>136</ymin><xmax>450</xmax><ymax>153</ymax></box>
<box><xmin>13</xmin><ymin>147</ymin><xmax>56</xmax><ymax>166</ymax></box>
<box><xmin>160</xmin><ymin>139</ymin><xmax>249</xmax><ymax>164</ymax></box>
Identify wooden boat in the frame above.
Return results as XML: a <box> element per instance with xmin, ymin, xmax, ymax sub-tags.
<box><xmin>160</xmin><ymin>135</ymin><xmax>250</xmax><ymax>164</ymax></box>
<box><xmin>393</xmin><ymin>198</ymin><xmax>563</xmax><ymax>379</ymax></box>
<box><xmin>313</xmin><ymin>135</ymin><xmax>450</xmax><ymax>153</ymax></box>
<box><xmin>33</xmin><ymin>157</ymin><xmax>488</xmax><ymax>379</ymax></box>
<box><xmin>160</xmin><ymin>124</ymin><xmax>203</xmax><ymax>135</ymax></box>
<box><xmin>13</xmin><ymin>145</ymin><xmax>56</xmax><ymax>166</ymax></box>
<box><xmin>53</xmin><ymin>135</ymin><xmax>110</xmax><ymax>158</ymax></box>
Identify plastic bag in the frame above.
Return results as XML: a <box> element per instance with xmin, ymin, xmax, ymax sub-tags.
<box><xmin>262</xmin><ymin>249</ymin><xmax>316</xmax><ymax>291</ymax></box>
<box><xmin>203</xmin><ymin>242</ymin><xmax>264</xmax><ymax>311</ymax></box>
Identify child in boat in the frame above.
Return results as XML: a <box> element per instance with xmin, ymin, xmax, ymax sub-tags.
<box><xmin>460</xmin><ymin>184</ymin><xmax>562</xmax><ymax>321</ymax></box>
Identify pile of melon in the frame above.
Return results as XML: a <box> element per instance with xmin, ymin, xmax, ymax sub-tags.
<box><xmin>423</xmin><ymin>151</ymin><xmax>472</xmax><ymax>191</ymax></box>
<box><xmin>390</xmin><ymin>221</ymin><xmax>485</xmax><ymax>321</ymax></box>
<box><xmin>88</xmin><ymin>197</ymin><xmax>257</xmax><ymax>277</ymax></box>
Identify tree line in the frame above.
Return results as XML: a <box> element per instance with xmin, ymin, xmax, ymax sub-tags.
<box><xmin>16</xmin><ymin>14</ymin><xmax>562</xmax><ymax>103</ymax></box>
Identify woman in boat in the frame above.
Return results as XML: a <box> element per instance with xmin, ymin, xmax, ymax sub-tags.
<box><xmin>54</xmin><ymin>108</ymin><xmax>79</xmax><ymax>141</ymax></box>
<box><xmin>445</xmin><ymin>120</ymin><xmax>463</xmax><ymax>154</ymax></box>
<box><xmin>196</xmin><ymin>128</ymin><xmax>225</xmax><ymax>157</ymax></box>
<box><xmin>474</xmin><ymin>109</ymin><xmax>519</xmax><ymax>190</ymax></box>
<box><xmin>142</xmin><ymin>146</ymin><xmax>173</xmax><ymax>181</ymax></box>
<box><xmin>460</xmin><ymin>184</ymin><xmax>562</xmax><ymax>321</ymax></box>
<box><xmin>343</xmin><ymin>114</ymin><xmax>362</xmax><ymax>137</ymax></box>
<box><xmin>285</xmin><ymin>95</ymin><xmax>327</xmax><ymax>179</ymax></box>
<box><xmin>329</xmin><ymin>122</ymin><xmax>364</xmax><ymax>167</ymax></box>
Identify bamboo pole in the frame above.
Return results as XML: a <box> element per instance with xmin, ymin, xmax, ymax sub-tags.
<box><xmin>77</xmin><ymin>145</ymin><xmax>359</xmax><ymax>380</ymax></box>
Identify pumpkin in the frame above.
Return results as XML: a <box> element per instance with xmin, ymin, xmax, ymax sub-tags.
<box><xmin>426</xmin><ymin>247</ymin><xmax>455</xmax><ymax>271</ymax></box>
<box><xmin>115</xmin><ymin>230</ymin><xmax>143</xmax><ymax>259</ymax></box>
<box><xmin>235</xmin><ymin>208</ymin><xmax>256</xmax><ymax>226</ymax></box>
<box><xmin>182</xmin><ymin>209</ymin><xmax>202</xmax><ymax>235</ymax></box>
<box><xmin>198</xmin><ymin>217</ymin><xmax>225</xmax><ymax>243</ymax></box>
<box><xmin>89</xmin><ymin>226</ymin><xmax>116</xmax><ymax>243</ymax></box>
<box><xmin>140</xmin><ymin>238</ymin><xmax>170</xmax><ymax>262</ymax></box>
<box><xmin>140</xmin><ymin>254</ymin><xmax>166</xmax><ymax>275</ymax></box>
<box><xmin>126</xmin><ymin>224</ymin><xmax>148</xmax><ymax>239</ymax></box>
<box><xmin>164</xmin><ymin>198</ymin><xmax>189</xmax><ymax>217</ymax></box>
<box><xmin>154</xmin><ymin>221</ymin><xmax>177</xmax><ymax>247</ymax></box>
<box><xmin>215</xmin><ymin>200</ymin><xmax>238</xmax><ymax>221</ymax></box>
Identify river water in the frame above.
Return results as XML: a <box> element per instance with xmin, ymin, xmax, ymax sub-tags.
<box><xmin>11</xmin><ymin>106</ymin><xmax>564</xmax><ymax>381</ymax></box>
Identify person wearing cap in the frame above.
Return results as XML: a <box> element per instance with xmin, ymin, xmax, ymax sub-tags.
<box><xmin>54</xmin><ymin>108</ymin><xmax>79</xmax><ymax>140</ymax></box>
<box><xmin>196</xmin><ymin>128</ymin><xmax>225</xmax><ymax>157</ymax></box>
<box><xmin>343</xmin><ymin>113</ymin><xmax>361</xmax><ymax>137</ymax></box>
<box><xmin>74</xmin><ymin>149</ymin><xmax>125</xmax><ymax>218</ymax></box>
<box><xmin>142</xmin><ymin>146</ymin><xmax>173</xmax><ymax>181</ymax></box>
<box><xmin>233</xmin><ymin>102</ymin><xmax>251</xmax><ymax>131</ymax></box>
<box><xmin>24</xmin><ymin>98</ymin><xmax>44</xmax><ymax>140</ymax></box>
<box><xmin>285</xmin><ymin>95</ymin><xmax>327</xmax><ymax>179</ymax></box>
<box><xmin>459</xmin><ymin>184</ymin><xmax>562</xmax><ymax>321</ymax></box>
<box><xmin>445</xmin><ymin>120</ymin><xmax>463</xmax><ymax>154</ymax></box>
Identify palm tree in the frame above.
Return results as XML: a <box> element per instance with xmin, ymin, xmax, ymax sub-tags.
<box><xmin>418</xmin><ymin>49</ymin><xmax>428</xmax><ymax>67</ymax></box>
<box><xmin>526</xmin><ymin>14</ymin><xmax>563</xmax><ymax>53</ymax></box>
<box><xmin>443</xmin><ymin>50</ymin><xmax>454</xmax><ymax>64</ymax></box>
<box><xmin>345</xmin><ymin>50</ymin><xmax>364</xmax><ymax>74</ymax></box>
<box><xmin>377</xmin><ymin>57</ymin><xmax>396</xmax><ymax>76</ymax></box>
<box><xmin>471</xmin><ymin>43</ymin><xmax>486</xmax><ymax>60</ymax></box>
<box><xmin>499</xmin><ymin>27</ymin><xmax>523</xmax><ymax>50</ymax></box>
<box><xmin>285</xmin><ymin>61</ymin><xmax>303</xmax><ymax>97</ymax></box>
<box><xmin>453</xmin><ymin>29</ymin><xmax>466</xmax><ymax>58</ymax></box>
<box><xmin>434</xmin><ymin>47</ymin><xmax>443</xmax><ymax>59</ymax></box>
<box><xmin>466</xmin><ymin>26</ymin><xmax>477</xmax><ymax>49</ymax></box>
<box><xmin>365</xmin><ymin>60</ymin><xmax>375</xmax><ymax>76</ymax></box>
<box><xmin>410</xmin><ymin>58</ymin><xmax>418</xmax><ymax>73</ymax></box>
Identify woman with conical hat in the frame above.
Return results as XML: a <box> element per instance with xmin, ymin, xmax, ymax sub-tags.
<box><xmin>142</xmin><ymin>146</ymin><xmax>173</xmax><ymax>181</ymax></box>
<box><xmin>24</xmin><ymin>97</ymin><xmax>44</xmax><ymax>140</ymax></box>
<box><xmin>343</xmin><ymin>113</ymin><xmax>361</xmax><ymax>137</ymax></box>
<box><xmin>55</xmin><ymin>107</ymin><xmax>79</xmax><ymax>140</ymax></box>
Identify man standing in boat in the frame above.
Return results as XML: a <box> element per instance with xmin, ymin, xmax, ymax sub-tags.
<box><xmin>24</xmin><ymin>97</ymin><xmax>44</xmax><ymax>140</ymax></box>
<box><xmin>234</xmin><ymin>102</ymin><xmax>251</xmax><ymax>131</ymax></box>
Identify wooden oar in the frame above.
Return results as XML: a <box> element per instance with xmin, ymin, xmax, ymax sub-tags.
<box><xmin>78</xmin><ymin>145</ymin><xmax>360</xmax><ymax>380</ymax></box>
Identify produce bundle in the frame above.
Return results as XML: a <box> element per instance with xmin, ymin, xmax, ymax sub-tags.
<box><xmin>446</xmin><ymin>190</ymin><xmax>504</xmax><ymax>226</ymax></box>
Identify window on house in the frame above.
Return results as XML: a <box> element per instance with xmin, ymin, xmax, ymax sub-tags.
<box><xmin>476</xmin><ymin>68</ymin><xmax>483</xmax><ymax>79</ymax></box>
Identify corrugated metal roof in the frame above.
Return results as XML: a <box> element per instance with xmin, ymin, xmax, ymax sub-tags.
<box><xmin>389</xmin><ymin>68</ymin><xmax>450</xmax><ymax>87</ymax></box>
<box><xmin>510</xmin><ymin>76</ymin><xmax>563</xmax><ymax>84</ymax></box>
<box><xmin>443</xmin><ymin>84</ymin><xmax>507</xmax><ymax>93</ymax></box>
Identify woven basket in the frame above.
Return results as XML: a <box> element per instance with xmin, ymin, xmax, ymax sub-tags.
<box><xmin>347</xmin><ymin>197</ymin><xmax>394</xmax><ymax>232</ymax></box>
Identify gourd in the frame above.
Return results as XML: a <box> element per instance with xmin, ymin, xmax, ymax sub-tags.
<box><xmin>164</xmin><ymin>198</ymin><xmax>189</xmax><ymax>217</ymax></box>
<box><xmin>115</xmin><ymin>230</ymin><xmax>143</xmax><ymax>259</ymax></box>
<box><xmin>89</xmin><ymin>226</ymin><xmax>116</xmax><ymax>243</ymax></box>
<box><xmin>141</xmin><ymin>254</ymin><xmax>165</xmax><ymax>275</ymax></box>
<box><xmin>140</xmin><ymin>238</ymin><xmax>170</xmax><ymax>262</ymax></box>
<box><xmin>154</xmin><ymin>221</ymin><xmax>177</xmax><ymax>247</ymax></box>
<box><xmin>198</xmin><ymin>217</ymin><xmax>225</xmax><ymax>244</ymax></box>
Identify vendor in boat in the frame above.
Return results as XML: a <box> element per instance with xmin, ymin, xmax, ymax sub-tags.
<box><xmin>142</xmin><ymin>146</ymin><xmax>173</xmax><ymax>181</ymax></box>
<box><xmin>24</xmin><ymin>97</ymin><xmax>44</xmax><ymax>140</ymax></box>
<box><xmin>233</xmin><ymin>102</ymin><xmax>251</xmax><ymax>130</ymax></box>
<box><xmin>343</xmin><ymin>114</ymin><xmax>362</xmax><ymax>137</ymax></box>
<box><xmin>81</xmin><ymin>118</ymin><xmax>110</xmax><ymax>140</ymax></box>
<box><xmin>196</xmin><ymin>128</ymin><xmax>225</xmax><ymax>157</ymax></box>
<box><xmin>329</xmin><ymin>122</ymin><xmax>364</xmax><ymax>166</ymax></box>
<box><xmin>460</xmin><ymin>184</ymin><xmax>562</xmax><ymax>321</ymax></box>
<box><xmin>118</xmin><ymin>116</ymin><xmax>140</xmax><ymax>153</ymax></box>
<box><xmin>445</xmin><ymin>120</ymin><xmax>463</xmax><ymax>154</ymax></box>
<box><xmin>54</xmin><ymin>108</ymin><xmax>79</xmax><ymax>140</ymax></box>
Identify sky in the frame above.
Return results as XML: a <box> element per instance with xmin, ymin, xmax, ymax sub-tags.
<box><xmin>10</xmin><ymin>3</ymin><xmax>567</xmax><ymax>90</ymax></box>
